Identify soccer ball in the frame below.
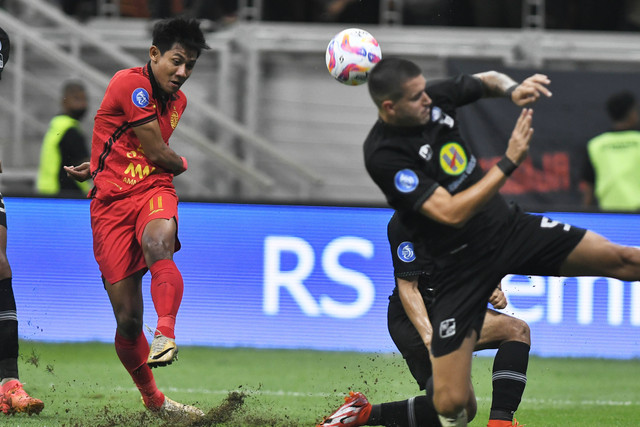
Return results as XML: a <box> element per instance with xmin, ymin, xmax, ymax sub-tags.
<box><xmin>325</xmin><ymin>28</ymin><xmax>382</xmax><ymax>86</ymax></box>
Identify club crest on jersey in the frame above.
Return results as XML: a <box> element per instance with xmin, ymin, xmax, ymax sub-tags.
<box><xmin>132</xmin><ymin>88</ymin><xmax>150</xmax><ymax>108</ymax></box>
<box><xmin>419</xmin><ymin>144</ymin><xmax>433</xmax><ymax>161</ymax></box>
<box><xmin>171</xmin><ymin>107</ymin><xmax>180</xmax><ymax>129</ymax></box>
<box><xmin>394</xmin><ymin>169</ymin><xmax>419</xmax><ymax>193</ymax></box>
<box><xmin>440</xmin><ymin>142</ymin><xmax>467</xmax><ymax>176</ymax></box>
<box><xmin>397</xmin><ymin>241</ymin><xmax>416</xmax><ymax>263</ymax></box>
<box><xmin>439</xmin><ymin>318</ymin><xmax>456</xmax><ymax>338</ymax></box>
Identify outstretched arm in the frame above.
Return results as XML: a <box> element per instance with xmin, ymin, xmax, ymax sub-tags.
<box><xmin>420</xmin><ymin>109</ymin><xmax>534</xmax><ymax>227</ymax></box>
<box><xmin>474</xmin><ymin>71</ymin><xmax>552</xmax><ymax>106</ymax></box>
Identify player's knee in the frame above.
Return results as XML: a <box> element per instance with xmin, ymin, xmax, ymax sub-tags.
<box><xmin>142</xmin><ymin>237</ymin><xmax>173</xmax><ymax>262</ymax></box>
<box><xmin>433</xmin><ymin>387</ymin><xmax>469</xmax><ymax>417</ymax></box>
<box><xmin>506</xmin><ymin>318</ymin><xmax>531</xmax><ymax>345</ymax></box>
<box><xmin>114</xmin><ymin>312</ymin><xmax>143</xmax><ymax>337</ymax></box>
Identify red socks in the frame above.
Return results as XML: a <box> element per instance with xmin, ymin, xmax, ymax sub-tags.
<box><xmin>114</xmin><ymin>331</ymin><xmax>164</xmax><ymax>409</ymax></box>
<box><xmin>149</xmin><ymin>259</ymin><xmax>184</xmax><ymax>339</ymax></box>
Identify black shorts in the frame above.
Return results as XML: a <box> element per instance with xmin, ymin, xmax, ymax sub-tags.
<box><xmin>428</xmin><ymin>207</ymin><xmax>586</xmax><ymax>357</ymax></box>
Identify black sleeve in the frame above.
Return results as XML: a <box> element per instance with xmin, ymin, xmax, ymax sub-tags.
<box><xmin>426</xmin><ymin>74</ymin><xmax>483</xmax><ymax>111</ymax></box>
<box><xmin>59</xmin><ymin>128</ymin><xmax>89</xmax><ymax>166</ymax></box>
<box><xmin>366</xmin><ymin>145</ymin><xmax>439</xmax><ymax>214</ymax></box>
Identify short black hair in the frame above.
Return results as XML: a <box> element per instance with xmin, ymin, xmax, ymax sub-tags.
<box><xmin>152</xmin><ymin>17</ymin><xmax>210</xmax><ymax>57</ymax></box>
<box><xmin>606</xmin><ymin>91</ymin><xmax>636</xmax><ymax>122</ymax></box>
<box><xmin>62</xmin><ymin>80</ymin><xmax>86</xmax><ymax>97</ymax></box>
<box><xmin>368</xmin><ymin>57</ymin><xmax>423</xmax><ymax>108</ymax></box>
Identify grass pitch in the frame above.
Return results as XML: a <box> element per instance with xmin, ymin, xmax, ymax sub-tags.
<box><xmin>3</xmin><ymin>341</ymin><xmax>640</xmax><ymax>426</ymax></box>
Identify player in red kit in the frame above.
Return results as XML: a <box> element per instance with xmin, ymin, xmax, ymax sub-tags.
<box><xmin>65</xmin><ymin>17</ymin><xmax>209</xmax><ymax>422</ymax></box>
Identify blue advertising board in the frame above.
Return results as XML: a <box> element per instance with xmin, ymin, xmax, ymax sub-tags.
<box><xmin>7</xmin><ymin>197</ymin><xmax>640</xmax><ymax>358</ymax></box>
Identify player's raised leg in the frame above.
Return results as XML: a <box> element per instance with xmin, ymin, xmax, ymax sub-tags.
<box><xmin>559</xmin><ymin>230</ymin><xmax>640</xmax><ymax>279</ymax></box>
<box><xmin>139</xmin><ymin>199</ymin><xmax>183</xmax><ymax>368</ymax></box>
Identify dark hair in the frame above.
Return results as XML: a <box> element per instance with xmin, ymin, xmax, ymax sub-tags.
<box><xmin>152</xmin><ymin>17</ymin><xmax>210</xmax><ymax>57</ymax></box>
<box><xmin>606</xmin><ymin>91</ymin><xmax>636</xmax><ymax>122</ymax></box>
<box><xmin>368</xmin><ymin>57</ymin><xmax>422</xmax><ymax>108</ymax></box>
<box><xmin>62</xmin><ymin>80</ymin><xmax>86</xmax><ymax>97</ymax></box>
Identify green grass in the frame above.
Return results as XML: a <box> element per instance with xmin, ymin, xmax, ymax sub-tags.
<box><xmin>3</xmin><ymin>341</ymin><xmax>640</xmax><ymax>426</ymax></box>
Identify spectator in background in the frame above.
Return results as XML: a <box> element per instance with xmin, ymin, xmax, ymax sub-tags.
<box><xmin>36</xmin><ymin>80</ymin><xmax>91</xmax><ymax>197</ymax></box>
<box><xmin>581</xmin><ymin>91</ymin><xmax>640</xmax><ymax>211</ymax></box>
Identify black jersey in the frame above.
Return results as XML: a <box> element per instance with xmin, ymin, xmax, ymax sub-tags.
<box><xmin>364</xmin><ymin>74</ymin><xmax>511</xmax><ymax>257</ymax></box>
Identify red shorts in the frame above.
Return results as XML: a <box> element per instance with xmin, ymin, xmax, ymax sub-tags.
<box><xmin>90</xmin><ymin>187</ymin><xmax>181</xmax><ymax>284</ymax></box>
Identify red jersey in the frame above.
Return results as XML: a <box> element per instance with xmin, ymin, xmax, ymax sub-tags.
<box><xmin>89</xmin><ymin>64</ymin><xmax>187</xmax><ymax>201</ymax></box>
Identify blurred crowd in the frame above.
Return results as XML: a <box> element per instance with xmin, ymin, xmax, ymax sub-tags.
<box><xmin>56</xmin><ymin>0</ymin><xmax>640</xmax><ymax>32</ymax></box>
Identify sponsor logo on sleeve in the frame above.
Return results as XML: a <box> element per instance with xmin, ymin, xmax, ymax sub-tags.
<box><xmin>397</xmin><ymin>241</ymin><xmax>416</xmax><ymax>263</ymax></box>
<box><xmin>132</xmin><ymin>88</ymin><xmax>150</xmax><ymax>108</ymax></box>
<box><xmin>394</xmin><ymin>169</ymin><xmax>419</xmax><ymax>193</ymax></box>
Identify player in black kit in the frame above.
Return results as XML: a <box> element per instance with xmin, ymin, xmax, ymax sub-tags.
<box><xmin>317</xmin><ymin>213</ymin><xmax>531</xmax><ymax>427</ymax></box>
<box><xmin>321</xmin><ymin>57</ymin><xmax>640</xmax><ymax>427</ymax></box>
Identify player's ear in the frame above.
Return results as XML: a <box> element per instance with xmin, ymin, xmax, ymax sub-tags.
<box><xmin>381</xmin><ymin>99</ymin><xmax>395</xmax><ymax>116</ymax></box>
<box><xmin>149</xmin><ymin>45</ymin><xmax>160</xmax><ymax>63</ymax></box>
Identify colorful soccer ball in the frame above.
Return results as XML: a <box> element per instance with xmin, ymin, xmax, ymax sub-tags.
<box><xmin>325</xmin><ymin>28</ymin><xmax>382</xmax><ymax>86</ymax></box>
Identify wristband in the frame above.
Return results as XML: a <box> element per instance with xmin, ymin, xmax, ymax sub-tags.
<box><xmin>180</xmin><ymin>156</ymin><xmax>188</xmax><ymax>172</ymax></box>
<box><xmin>505</xmin><ymin>83</ymin><xmax>519</xmax><ymax>98</ymax></box>
<box><xmin>496</xmin><ymin>156</ymin><xmax>517</xmax><ymax>176</ymax></box>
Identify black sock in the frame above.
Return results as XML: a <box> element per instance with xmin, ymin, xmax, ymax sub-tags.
<box><xmin>489</xmin><ymin>341</ymin><xmax>530</xmax><ymax>421</ymax></box>
<box><xmin>367</xmin><ymin>378</ymin><xmax>440</xmax><ymax>426</ymax></box>
<box><xmin>0</xmin><ymin>277</ymin><xmax>19</xmax><ymax>380</ymax></box>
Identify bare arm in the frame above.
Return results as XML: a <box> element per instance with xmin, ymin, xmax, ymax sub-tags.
<box><xmin>64</xmin><ymin>161</ymin><xmax>91</xmax><ymax>182</ymax></box>
<box><xmin>420</xmin><ymin>109</ymin><xmax>534</xmax><ymax>227</ymax></box>
<box><xmin>133</xmin><ymin>120</ymin><xmax>187</xmax><ymax>176</ymax></box>
<box><xmin>473</xmin><ymin>70</ymin><xmax>519</xmax><ymax>98</ymax></box>
<box><xmin>397</xmin><ymin>276</ymin><xmax>433</xmax><ymax>349</ymax></box>
<box><xmin>474</xmin><ymin>71</ymin><xmax>552</xmax><ymax>106</ymax></box>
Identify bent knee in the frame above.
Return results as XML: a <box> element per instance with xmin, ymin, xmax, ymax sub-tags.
<box><xmin>508</xmin><ymin>318</ymin><xmax>531</xmax><ymax>345</ymax></box>
<box><xmin>114</xmin><ymin>312</ymin><xmax>143</xmax><ymax>337</ymax></box>
<box><xmin>433</xmin><ymin>388</ymin><xmax>470</xmax><ymax>417</ymax></box>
